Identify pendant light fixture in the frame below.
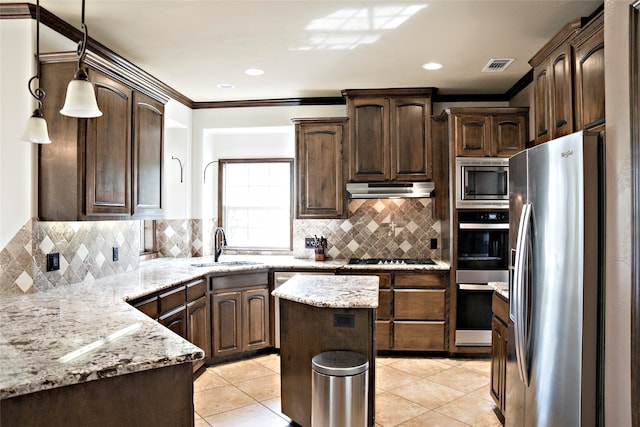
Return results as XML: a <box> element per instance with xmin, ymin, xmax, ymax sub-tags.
<box><xmin>21</xmin><ymin>0</ymin><xmax>51</xmax><ymax>144</ymax></box>
<box><xmin>59</xmin><ymin>0</ymin><xmax>102</xmax><ymax>118</ymax></box>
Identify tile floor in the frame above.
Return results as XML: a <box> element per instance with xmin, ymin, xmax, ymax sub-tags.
<box><xmin>193</xmin><ymin>353</ymin><xmax>503</xmax><ymax>427</ymax></box>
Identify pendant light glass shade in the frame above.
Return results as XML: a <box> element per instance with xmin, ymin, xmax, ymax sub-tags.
<box><xmin>59</xmin><ymin>69</ymin><xmax>102</xmax><ymax>118</ymax></box>
<box><xmin>60</xmin><ymin>0</ymin><xmax>102</xmax><ymax>118</ymax></box>
<box><xmin>21</xmin><ymin>109</ymin><xmax>51</xmax><ymax>144</ymax></box>
<box><xmin>23</xmin><ymin>0</ymin><xmax>51</xmax><ymax>144</ymax></box>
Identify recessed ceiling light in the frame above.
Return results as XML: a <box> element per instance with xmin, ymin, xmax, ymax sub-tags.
<box><xmin>217</xmin><ymin>83</ymin><xmax>235</xmax><ymax>89</ymax></box>
<box><xmin>245</xmin><ymin>68</ymin><xmax>265</xmax><ymax>76</ymax></box>
<box><xmin>422</xmin><ymin>62</ymin><xmax>443</xmax><ymax>71</ymax></box>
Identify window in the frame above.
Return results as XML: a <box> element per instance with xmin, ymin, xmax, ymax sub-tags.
<box><xmin>219</xmin><ymin>159</ymin><xmax>293</xmax><ymax>250</ymax></box>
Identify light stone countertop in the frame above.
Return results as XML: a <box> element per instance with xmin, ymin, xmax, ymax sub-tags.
<box><xmin>0</xmin><ymin>255</ymin><xmax>448</xmax><ymax>400</ymax></box>
<box><xmin>489</xmin><ymin>281</ymin><xmax>509</xmax><ymax>300</ymax></box>
<box><xmin>272</xmin><ymin>275</ymin><xmax>379</xmax><ymax>308</ymax></box>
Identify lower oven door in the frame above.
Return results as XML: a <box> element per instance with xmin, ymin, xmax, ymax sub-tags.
<box><xmin>455</xmin><ymin>283</ymin><xmax>494</xmax><ymax>346</ymax></box>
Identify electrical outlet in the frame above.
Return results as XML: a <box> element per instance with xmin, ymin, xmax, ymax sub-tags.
<box><xmin>46</xmin><ymin>252</ymin><xmax>60</xmax><ymax>272</ymax></box>
<box><xmin>304</xmin><ymin>238</ymin><xmax>315</xmax><ymax>249</ymax></box>
<box><xmin>112</xmin><ymin>246</ymin><xmax>119</xmax><ymax>262</ymax></box>
<box><xmin>430</xmin><ymin>238</ymin><xmax>438</xmax><ymax>249</ymax></box>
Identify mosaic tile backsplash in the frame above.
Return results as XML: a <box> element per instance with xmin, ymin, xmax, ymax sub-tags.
<box><xmin>0</xmin><ymin>219</ymin><xmax>139</xmax><ymax>295</ymax></box>
<box><xmin>294</xmin><ymin>198</ymin><xmax>441</xmax><ymax>260</ymax></box>
<box><xmin>1</xmin><ymin>199</ymin><xmax>441</xmax><ymax>295</ymax></box>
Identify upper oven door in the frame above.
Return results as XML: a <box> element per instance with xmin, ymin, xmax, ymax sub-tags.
<box><xmin>456</xmin><ymin>157</ymin><xmax>509</xmax><ymax>208</ymax></box>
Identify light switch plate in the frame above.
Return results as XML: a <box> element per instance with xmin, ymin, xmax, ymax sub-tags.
<box><xmin>46</xmin><ymin>253</ymin><xmax>60</xmax><ymax>272</ymax></box>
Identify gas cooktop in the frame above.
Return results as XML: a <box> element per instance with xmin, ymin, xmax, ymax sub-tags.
<box><xmin>347</xmin><ymin>258</ymin><xmax>436</xmax><ymax>265</ymax></box>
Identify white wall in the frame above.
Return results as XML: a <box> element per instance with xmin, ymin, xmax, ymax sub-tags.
<box><xmin>163</xmin><ymin>99</ymin><xmax>193</xmax><ymax>220</ymax></box>
<box><xmin>192</xmin><ymin>105</ymin><xmax>346</xmax><ymax>220</ymax></box>
<box><xmin>0</xmin><ymin>19</ymin><xmax>36</xmax><ymax>248</ymax></box>
<box><xmin>603</xmin><ymin>0</ymin><xmax>633</xmax><ymax>425</ymax></box>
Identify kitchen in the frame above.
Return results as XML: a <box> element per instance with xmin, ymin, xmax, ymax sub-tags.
<box><xmin>0</xmin><ymin>1</ymin><xmax>636</xmax><ymax>427</ymax></box>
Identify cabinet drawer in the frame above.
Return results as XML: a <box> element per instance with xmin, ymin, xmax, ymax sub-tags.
<box><xmin>211</xmin><ymin>270</ymin><xmax>269</xmax><ymax>290</ymax></box>
<box><xmin>377</xmin><ymin>289</ymin><xmax>391</xmax><ymax>320</ymax></box>
<box><xmin>394</xmin><ymin>273</ymin><xmax>445</xmax><ymax>288</ymax></box>
<box><xmin>159</xmin><ymin>286</ymin><xmax>186</xmax><ymax>315</ymax></box>
<box><xmin>186</xmin><ymin>279</ymin><xmax>207</xmax><ymax>302</ymax></box>
<box><xmin>492</xmin><ymin>292</ymin><xmax>509</xmax><ymax>324</ymax></box>
<box><xmin>394</xmin><ymin>289</ymin><xmax>445</xmax><ymax>320</ymax></box>
<box><xmin>393</xmin><ymin>321</ymin><xmax>445</xmax><ymax>351</ymax></box>
<box><xmin>132</xmin><ymin>296</ymin><xmax>158</xmax><ymax>319</ymax></box>
<box><xmin>376</xmin><ymin>321</ymin><xmax>391</xmax><ymax>351</ymax></box>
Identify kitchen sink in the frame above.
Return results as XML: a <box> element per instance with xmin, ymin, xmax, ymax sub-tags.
<box><xmin>191</xmin><ymin>261</ymin><xmax>263</xmax><ymax>268</ymax></box>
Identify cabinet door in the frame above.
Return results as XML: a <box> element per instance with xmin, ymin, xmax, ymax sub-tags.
<box><xmin>188</xmin><ymin>295</ymin><xmax>211</xmax><ymax>370</ymax></box>
<box><xmin>491</xmin><ymin>316</ymin><xmax>508</xmax><ymax>414</ymax></box>
<box><xmin>574</xmin><ymin>25</ymin><xmax>605</xmax><ymax>131</ymax></box>
<box><xmin>533</xmin><ymin>65</ymin><xmax>551</xmax><ymax>144</ymax></box>
<box><xmin>132</xmin><ymin>92</ymin><xmax>164</xmax><ymax>218</ymax></box>
<box><xmin>159</xmin><ymin>307</ymin><xmax>187</xmax><ymax>339</ymax></box>
<box><xmin>390</xmin><ymin>97</ymin><xmax>432</xmax><ymax>180</ymax></box>
<box><xmin>212</xmin><ymin>291</ymin><xmax>242</xmax><ymax>357</ymax></box>
<box><xmin>85</xmin><ymin>71</ymin><xmax>132</xmax><ymax>217</ymax></box>
<box><xmin>295</xmin><ymin>120</ymin><xmax>346</xmax><ymax>219</ymax></box>
<box><xmin>453</xmin><ymin>114</ymin><xmax>491</xmax><ymax>156</ymax></box>
<box><xmin>491</xmin><ymin>113</ymin><xmax>528</xmax><ymax>157</ymax></box>
<box><xmin>377</xmin><ymin>289</ymin><xmax>392</xmax><ymax>320</ymax></box>
<box><xmin>549</xmin><ymin>44</ymin><xmax>574</xmax><ymax>139</ymax></box>
<box><xmin>243</xmin><ymin>288</ymin><xmax>270</xmax><ymax>351</ymax></box>
<box><xmin>348</xmin><ymin>97</ymin><xmax>390</xmax><ymax>181</ymax></box>
<box><xmin>376</xmin><ymin>321</ymin><xmax>391</xmax><ymax>351</ymax></box>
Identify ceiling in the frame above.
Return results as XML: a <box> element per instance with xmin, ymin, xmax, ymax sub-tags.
<box><xmin>8</xmin><ymin>0</ymin><xmax>602</xmax><ymax>103</ymax></box>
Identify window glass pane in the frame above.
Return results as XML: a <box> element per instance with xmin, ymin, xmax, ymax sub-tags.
<box><xmin>221</xmin><ymin>160</ymin><xmax>292</xmax><ymax>250</ymax></box>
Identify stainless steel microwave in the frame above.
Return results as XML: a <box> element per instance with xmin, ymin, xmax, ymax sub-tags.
<box><xmin>456</xmin><ymin>157</ymin><xmax>509</xmax><ymax>209</ymax></box>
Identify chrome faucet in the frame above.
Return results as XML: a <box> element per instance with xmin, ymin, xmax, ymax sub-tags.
<box><xmin>214</xmin><ymin>227</ymin><xmax>227</xmax><ymax>262</ymax></box>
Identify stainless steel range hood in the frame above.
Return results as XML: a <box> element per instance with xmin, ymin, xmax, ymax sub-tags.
<box><xmin>346</xmin><ymin>182</ymin><xmax>435</xmax><ymax>199</ymax></box>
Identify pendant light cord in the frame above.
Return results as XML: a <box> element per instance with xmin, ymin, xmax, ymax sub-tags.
<box><xmin>76</xmin><ymin>0</ymin><xmax>89</xmax><ymax>71</ymax></box>
<box><xmin>27</xmin><ymin>0</ymin><xmax>46</xmax><ymax>110</ymax></box>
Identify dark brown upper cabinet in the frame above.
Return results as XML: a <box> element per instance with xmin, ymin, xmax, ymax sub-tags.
<box><xmin>446</xmin><ymin>108</ymin><xmax>529</xmax><ymax>157</ymax></box>
<box><xmin>132</xmin><ymin>93</ymin><xmax>164</xmax><ymax>218</ymax></box>
<box><xmin>529</xmin><ymin>10</ymin><xmax>604</xmax><ymax>145</ymax></box>
<box><xmin>342</xmin><ymin>88</ymin><xmax>435</xmax><ymax>182</ymax></box>
<box><xmin>572</xmin><ymin>10</ymin><xmax>605</xmax><ymax>132</ymax></box>
<box><xmin>292</xmin><ymin>118</ymin><xmax>348</xmax><ymax>219</ymax></box>
<box><xmin>38</xmin><ymin>52</ymin><xmax>165</xmax><ymax>221</ymax></box>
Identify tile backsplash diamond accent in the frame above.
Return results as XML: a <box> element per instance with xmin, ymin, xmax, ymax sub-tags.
<box><xmin>294</xmin><ymin>198</ymin><xmax>442</xmax><ymax>260</ymax></box>
<box><xmin>156</xmin><ymin>219</ymin><xmax>206</xmax><ymax>258</ymax></box>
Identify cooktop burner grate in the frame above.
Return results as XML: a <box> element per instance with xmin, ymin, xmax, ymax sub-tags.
<box><xmin>347</xmin><ymin>258</ymin><xmax>436</xmax><ymax>265</ymax></box>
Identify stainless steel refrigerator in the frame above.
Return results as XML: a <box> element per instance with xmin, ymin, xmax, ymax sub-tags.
<box><xmin>506</xmin><ymin>131</ymin><xmax>604</xmax><ymax>427</ymax></box>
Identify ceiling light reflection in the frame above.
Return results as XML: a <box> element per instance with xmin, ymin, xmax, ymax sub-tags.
<box><xmin>58</xmin><ymin>323</ymin><xmax>142</xmax><ymax>363</ymax></box>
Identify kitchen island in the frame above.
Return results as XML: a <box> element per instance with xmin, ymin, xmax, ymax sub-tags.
<box><xmin>273</xmin><ymin>274</ymin><xmax>379</xmax><ymax>427</ymax></box>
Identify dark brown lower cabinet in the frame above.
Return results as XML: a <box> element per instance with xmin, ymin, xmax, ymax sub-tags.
<box><xmin>210</xmin><ymin>270</ymin><xmax>270</xmax><ymax>359</ymax></box>
<box><xmin>212</xmin><ymin>291</ymin><xmax>243</xmax><ymax>357</ymax></box>
<box><xmin>1</xmin><ymin>363</ymin><xmax>194</xmax><ymax>427</ymax></box>
<box><xmin>338</xmin><ymin>271</ymin><xmax>449</xmax><ymax>352</ymax></box>
<box><xmin>159</xmin><ymin>306</ymin><xmax>187</xmax><ymax>338</ymax></box>
<box><xmin>490</xmin><ymin>291</ymin><xmax>509</xmax><ymax>422</ymax></box>
<box><xmin>188</xmin><ymin>295</ymin><xmax>211</xmax><ymax>371</ymax></box>
<box><xmin>129</xmin><ymin>277</ymin><xmax>209</xmax><ymax>373</ymax></box>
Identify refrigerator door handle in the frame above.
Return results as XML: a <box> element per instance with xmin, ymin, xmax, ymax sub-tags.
<box><xmin>513</xmin><ymin>202</ymin><xmax>533</xmax><ymax>386</ymax></box>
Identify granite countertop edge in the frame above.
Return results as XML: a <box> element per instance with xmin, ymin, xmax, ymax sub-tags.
<box><xmin>0</xmin><ymin>255</ymin><xmax>449</xmax><ymax>399</ymax></box>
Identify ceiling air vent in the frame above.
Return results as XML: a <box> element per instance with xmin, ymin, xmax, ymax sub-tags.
<box><xmin>481</xmin><ymin>58</ymin><xmax>514</xmax><ymax>72</ymax></box>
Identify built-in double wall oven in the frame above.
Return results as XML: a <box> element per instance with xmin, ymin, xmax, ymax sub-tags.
<box><xmin>455</xmin><ymin>210</ymin><xmax>509</xmax><ymax>347</ymax></box>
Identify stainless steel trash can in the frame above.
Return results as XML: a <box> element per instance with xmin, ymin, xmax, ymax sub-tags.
<box><xmin>311</xmin><ymin>351</ymin><xmax>369</xmax><ymax>427</ymax></box>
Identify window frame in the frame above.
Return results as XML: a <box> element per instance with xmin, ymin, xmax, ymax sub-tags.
<box><xmin>217</xmin><ymin>158</ymin><xmax>294</xmax><ymax>251</ymax></box>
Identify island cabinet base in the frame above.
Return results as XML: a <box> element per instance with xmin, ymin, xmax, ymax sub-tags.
<box><xmin>1</xmin><ymin>363</ymin><xmax>194</xmax><ymax>427</ymax></box>
<box><xmin>279</xmin><ymin>299</ymin><xmax>376</xmax><ymax>427</ymax></box>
